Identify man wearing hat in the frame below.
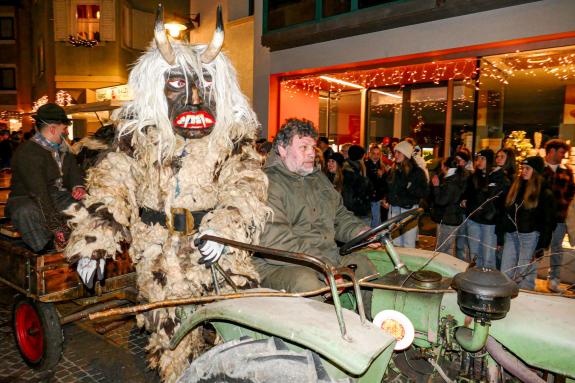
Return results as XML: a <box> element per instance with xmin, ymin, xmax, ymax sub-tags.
<box><xmin>6</xmin><ymin>103</ymin><xmax>86</xmax><ymax>252</ymax></box>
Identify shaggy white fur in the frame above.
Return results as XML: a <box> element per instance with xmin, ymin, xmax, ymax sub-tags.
<box><xmin>64</xmin><ymin>38</ymin><xmax>270</xmax><ymax>382</ymax></box>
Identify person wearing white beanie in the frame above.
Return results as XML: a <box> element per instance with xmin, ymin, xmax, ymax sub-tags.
<box><xmin>394</xmin><ymin>141</ymin><xmax>413</xmax><ymax>159</ymax></box>
<box><xmin>384</xmin><ymin>140</ymin><xmax>429</xmax><ymax>248</ymax></box>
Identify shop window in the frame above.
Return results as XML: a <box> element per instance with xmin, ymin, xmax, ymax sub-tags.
<box><xmin>477</xmin><ymin>47</ymin><xmax>575</xmax><ymax>150</ymax></box>
<box><xmin>408</xmin><ymin>84</ymin><xmax>448</xmax><ymax>156</ymax></box>
<box><xmin>367</xmin><ymin>84</ymin><xmax>448</xmax><ymax>156</ymax></box>
<box><xmin>76</xmin><ymin>4</ymin><xmax>100</xmax><ymax>41</ymax></box>
<box><xmin>325</xmin><ymin>91</ymin><xmax>362</xmax><ymax>145</ymax></box>
<box><xmin>0</xmin><ymin>68</ymin><xmax>16</xmax><ymax>90</ymax></box>
<box><xmin>323</xmin><ymin>0</ymin><xmax>351</xmax><ymax>17</ymax></box>
<box><xmin>267</xmin><ymin>0</ymin><xmax>316</xmax><ymax>31</ymax></box>
<box><xmin>0</xmin><ymin>17</ymin><xmax>14</xmax><ymax>40</ymax></box>
<box><xmin>367</xmin><ymin>87</ymin><xmax>403</xmax><ymax>146</ymax></box>
<box><xmin>451</xmin><ymin>81</ymin><xmax>476</xmax><ymax>155</ymax></box>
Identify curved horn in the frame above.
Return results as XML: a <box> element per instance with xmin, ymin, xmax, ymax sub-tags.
<box><xmin>154</xmin><ymin>4</ymin><xmax>176</xmax><ymax>65</ymax></box>
<box><xmin>200</xmin><ymin>4</ymin><xmax>224</xmax><ymax>64</ymax></box>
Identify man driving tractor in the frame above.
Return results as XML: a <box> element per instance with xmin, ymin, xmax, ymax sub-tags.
<box><xmin>255</xmin><ymin>118</ymin><xmax>379</xmax><ymax>317</ymax></box>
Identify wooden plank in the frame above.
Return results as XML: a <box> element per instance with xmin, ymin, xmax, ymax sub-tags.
<box><xmin>0</xmin><ymin>240</ymin><xmax>34</xmax><ymax>293</ymax></box>
<box><xmin>41</xmin><ymin>248</ymin><xmax>134</xmax><ymax>295</ymax></box>
<box><xmin>0</xmin><ymin>238</ymin><xmax>135</xmax><ymax>301</ymax></box>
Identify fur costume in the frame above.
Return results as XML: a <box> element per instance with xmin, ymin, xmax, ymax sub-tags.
<box><xmin>64</xmin><ymin>6</ymin><xmax>270</xmax><ymax>382</ymax></box>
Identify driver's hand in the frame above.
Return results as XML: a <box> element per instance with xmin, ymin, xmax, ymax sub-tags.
<box><xmin>358</xmin><ymin>227</ymin><xmax>382</xmax><ymax>249</ymax></box>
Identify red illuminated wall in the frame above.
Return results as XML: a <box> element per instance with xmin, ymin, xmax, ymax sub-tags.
<box><xmin>277</xmin><ymin>85</ymin><xmax>319</xmax><ymax>134</ymax></box>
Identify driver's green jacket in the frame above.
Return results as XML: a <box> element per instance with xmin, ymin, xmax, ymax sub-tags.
<box><xmin>256</xmin><ymin>151</ymin><xmax>367</xmax><ymax>267</ymax></box>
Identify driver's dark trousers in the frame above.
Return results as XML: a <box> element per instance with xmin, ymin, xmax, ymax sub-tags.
<box><xmin>6</xmin><ymin>189</ymin><xmax>75</xmax><ymax>252</ymax></box>
<box><xmin>256</xmin><ymin>253</ymin><xmax>377</xmax><ymax>320</ymax></box>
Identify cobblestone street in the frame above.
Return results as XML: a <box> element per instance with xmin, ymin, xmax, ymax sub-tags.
<box><xmin>0</xmin><ymin>286</ymin><xmax>160</xmax><ymax>383</ymax></box>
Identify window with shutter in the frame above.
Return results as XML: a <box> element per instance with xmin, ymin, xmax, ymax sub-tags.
<box><xmin>100</xmin><ymin>0</ymin><xmax>115</xmax><ymax>41</ymax></box>
<box><xmin>54</xmin><ymin>0</ymin><xmax>115</xmax><ymax>43</ymax></box>
<box><xmin>53</xmin><ymin>0</ymin><xmax>68</xmax><ymax>41</ymax></box>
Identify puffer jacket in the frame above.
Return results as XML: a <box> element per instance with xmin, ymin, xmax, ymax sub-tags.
<box><xmin>256</xmin><ymin>151</ymin><xmax>367</xmax><ymax>266</ymax></box>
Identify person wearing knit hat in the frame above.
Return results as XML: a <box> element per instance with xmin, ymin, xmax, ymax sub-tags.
<box><xmin>385</xmin><ymin>140</ymin><xmax>429</xmax><ymax>248</ymax></box>
<box><xmin>325</xmin><ymin>152</ymin><xmax>345</xmax><ymax>192</ymax></box>
<box><xmin>499</xmin><ymin>155</ymin><xmax>556</xmax><ymax>290</ymax></box>
<box><xmin>394</xmin><ymin>140</ymin><xmax>413</xmax><ymax>159</ymax></box>
<box><xmin>521</xmin><ymin>155</ymin><xmax>545</xmax><ymax>175</ymax></box>
<box><xmin>455</xmin><ymin>150</ymin><xmax>470</xmax><ymax>164</ymax></box>
<box><xmin>329</xmin><ymin>152</ymin><xmax>345</xmax><ymax>167</ymax></box>
<box><xmin>476</xmin><ymin>149</ymin><xmax>495</xmax><ymax>168</ymax></box>
<box><xmin>461</xmin><ymin>147</ymin><xmax>510</xmax><ymax>269</ymax></box>
<box><xmin>347</xmin><ymin>144</ymin><xmax>366</xmax><ymax>162</ymax></box>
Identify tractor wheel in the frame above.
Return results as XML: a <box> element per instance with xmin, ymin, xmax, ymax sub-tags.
<box><xmin>177</xmin><ymin>336</ymin><xmax>353</xmax><ymax>383</ymax></box>
<box><xmin>13</xmin><ymin>296</ymin><xmax>64</xmax><ymax>371</ymax></box>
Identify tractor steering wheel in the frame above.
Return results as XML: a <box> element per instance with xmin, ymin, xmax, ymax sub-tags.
<box><xmin>339</xmin><ymin>208</ymin><xmax>423</xmax><ymax>255</ymax></box>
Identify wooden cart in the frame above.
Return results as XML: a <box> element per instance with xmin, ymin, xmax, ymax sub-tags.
<box><xmin>0</xmin><ymin>230</ymin><xmax>137</xmax><ymax>371</ymax></box>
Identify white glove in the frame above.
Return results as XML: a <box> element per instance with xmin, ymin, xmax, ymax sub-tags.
<box><xmin>77</xmin><ymin>257</ymin><xmax>106</xmax><ymax>288</ymax></box>
<box><xmin>195</xmin><ymin>229</ymin><xmax>225</xmax><ymax>265</ymax></box>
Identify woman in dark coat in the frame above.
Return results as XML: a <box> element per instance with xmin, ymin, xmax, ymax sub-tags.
<box><xmin>462</xmin><ymin>149</ymin><xmax>510</xmax><ymax>269</ymax></box>
<box><xmin>499</xmin><ymin>156</ymin><xmax>556</xmax><ymax>290</ymax></box>
<box><xmin>385</xmin><ymin>140</ymin><xmax>428</xmax><ymax>248</ymax></box>
<box><xmin>431</xmin><ymin>157</ymin><xmax>467</xmax><ymax>256</ymax></box>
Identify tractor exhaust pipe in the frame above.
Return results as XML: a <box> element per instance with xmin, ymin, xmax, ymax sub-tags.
<box><xmin>485</xmin><ymin>336</ymin><xmax>545</xmax><ymax>383</ymax></box>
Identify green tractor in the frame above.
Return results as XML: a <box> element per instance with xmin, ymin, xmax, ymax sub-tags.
<box><xmin>99</xmin><ymin>208</ymin><xmax>575</xmax><ymax>382</ymax></box>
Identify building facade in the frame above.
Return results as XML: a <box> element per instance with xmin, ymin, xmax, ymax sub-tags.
<box><xmin>253</xmin><ymin>0</ymin><xmax>575</xmax><ymax>156</ymax></box>
<box><xmin>0</xmin><ymin>1</ymin><xmax>32</xmax><ymax>132</ymax></box>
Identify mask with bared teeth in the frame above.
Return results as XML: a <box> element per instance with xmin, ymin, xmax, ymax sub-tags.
<box><xmin>165</xmin><ymin>68</ymin><xmax>217</xmax><ymax>139</ymax></box>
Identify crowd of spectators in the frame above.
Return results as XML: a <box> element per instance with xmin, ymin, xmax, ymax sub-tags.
<box><xmin>311</xmin><ymin>135</ymin><xmax>573</xmax><ymax>292</ymax></box>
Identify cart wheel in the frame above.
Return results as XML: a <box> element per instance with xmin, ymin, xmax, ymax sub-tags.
<box><xmin>13</xmin><ymin>296</ymin><xmax>63</xmax><ymax>371</ymax></box>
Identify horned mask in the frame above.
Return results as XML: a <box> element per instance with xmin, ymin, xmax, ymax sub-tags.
<box><xmin>155</xmin><ymin>4</ymin><xmax>224</xmax><ymax>140</ymax></box>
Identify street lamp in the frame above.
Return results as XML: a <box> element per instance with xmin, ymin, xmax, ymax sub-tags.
<box><xmin>164</xmin><ymin>13</ymin><xmax>200</xmax><ymax>38</ymax></box>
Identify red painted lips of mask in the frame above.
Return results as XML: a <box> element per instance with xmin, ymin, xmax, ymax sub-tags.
<box><xmin>174</xmin><ymin>111</ymin><xmax>215</xmax><ymax>129</ymax></box>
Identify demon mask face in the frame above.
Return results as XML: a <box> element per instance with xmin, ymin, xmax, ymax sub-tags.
<box><xmin>155</xmin><ymin>4</ymin><xmax>224</xmax><ymax>139</ymax></box>
<box><xmin>165</xmin><ymin>68</ymin><xmax>216</xmax><ymax>139</ymax></box>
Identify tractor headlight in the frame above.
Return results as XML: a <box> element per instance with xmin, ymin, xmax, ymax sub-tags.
<box><xmin>373</xmin><ymin>310</ymin><xmax>415</xmax><ymax>351</ymax></box>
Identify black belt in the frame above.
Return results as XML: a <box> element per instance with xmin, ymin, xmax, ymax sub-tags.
<box><xmin>139</xmin><ymin>207</ymin><xmax>208</xmax><ymax>235</ymax></box>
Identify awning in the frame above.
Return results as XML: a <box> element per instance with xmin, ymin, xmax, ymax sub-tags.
<box><xmin>63</xmin><ymin>100</ymin><xmax>125</xmax><ymax>114</ymax></box>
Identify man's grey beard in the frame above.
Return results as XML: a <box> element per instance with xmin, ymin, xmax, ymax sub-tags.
<box><xmin>296</xmin><ymin>167</ymin><xmax>314</xmax><ymax>176</ymax></box>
